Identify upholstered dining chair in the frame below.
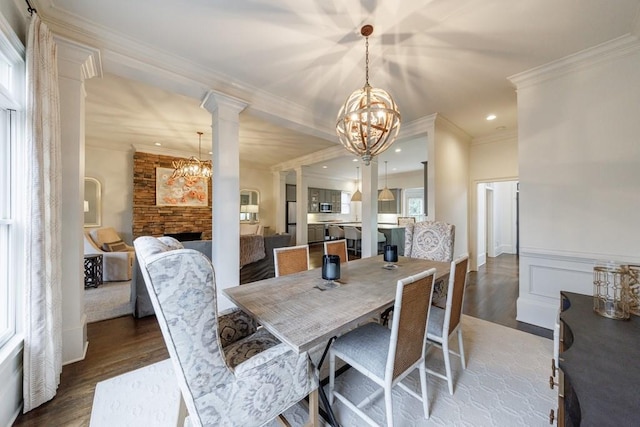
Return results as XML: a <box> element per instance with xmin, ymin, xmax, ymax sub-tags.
<box><xmin>404</xmin><ymin>220</ymin><xmax>456</xmax><ymax>307</ymax></box>
<box><xmin>404</xmin><ymin>220</ymin><xmax>455</xmax><ymax>263</ymax></box>
<box><xmin>329</xmin><ymin>268</ymin><xmax>437</xmax><ymax>426</ymax></box>
<box><xmin>134</xmin><ymin>236</ymin><xmax>317</xmax><ymax>427</ymax></box>
<box><xmin>274</xmin><ymin>244</ymin><xmax>310</xmax><ymax>277</ymax></box>
<box><xmin>427</xmin><ymin>254</ymin><xmax>470</xmax><ymax>395</ymax></box>
<box><xmin>324</xmin><ymin>239</ymin><xmax>349</xmax><ymax>264</ymax></box>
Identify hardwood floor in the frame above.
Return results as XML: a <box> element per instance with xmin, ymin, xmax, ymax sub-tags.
<box><xmin>13</xmin><ymin>316</ymin><xmax>168</xmax><ymax>427</ymax></box>
<box><xmin>12</xmin><ymin>250</ymin><xmax>549</xmax><ymax>426</ymax></box>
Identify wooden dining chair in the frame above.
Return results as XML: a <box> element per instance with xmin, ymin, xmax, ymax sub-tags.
<box><xmin>329</xmin><ymin>268</ymin><xmax>437</xmax><ymax>426</ymax></box>
<box><xmin>324</xmin><ymin>239</ymin><xmax>349</xmax><ymax>264</ymax></box>
<box><xmin>427</xmin><ymin>254</ymin><xmax>469</xmax><ymax>395</ymax></box>
<box><xmin>274</xmin><ymin>244</ymin><xmax>310</xmax><ymax>277</ymax></box>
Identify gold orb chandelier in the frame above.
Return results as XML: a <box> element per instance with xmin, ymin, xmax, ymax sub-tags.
<box><xmin>171</xmin><ymin>131</ymin><xmax>212</xmax><ymax>179</ymax></box>
<box><xmin>336</xmin><ymin>25</ymin><xmax>401</xmax><ymax>166</ymax></box>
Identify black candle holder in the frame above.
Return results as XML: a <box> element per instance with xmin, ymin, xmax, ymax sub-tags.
<box><xmin>383</xmin><ymin>244</ymin><xmax>398</xmax><ymax>269</ymax></box>
<box><xmin>321</xmin><ymin>254</ymin><xmax>341</xmax><ymax>288</ymax></box>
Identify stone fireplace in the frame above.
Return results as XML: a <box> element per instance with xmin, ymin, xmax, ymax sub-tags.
<box><xmin>133</xmin><ymin>151</ymin><xmax>212</xmax><ymax>240</ymax></box>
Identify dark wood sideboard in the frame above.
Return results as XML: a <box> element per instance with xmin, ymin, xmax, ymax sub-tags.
<box><xmin>553</xmin><ymin>292</ymin><xmax>640</xmax><ymax>426</ymax></box>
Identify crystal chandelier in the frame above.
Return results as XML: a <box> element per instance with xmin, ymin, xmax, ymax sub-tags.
<box><xmin>171</xmin><ymin>131</ymin><xmax>212</xmax><ymax>179</ymax></box>
<box><xmin>336</xmin><ymin>25</ymin><xmax>401</xmax><ymax>166</ymax></box>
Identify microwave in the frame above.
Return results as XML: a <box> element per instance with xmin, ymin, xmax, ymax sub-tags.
<box><xmin>319</xmin><ymin>203</ymin><xmax>333</xmax><ymax>213</ymax></box>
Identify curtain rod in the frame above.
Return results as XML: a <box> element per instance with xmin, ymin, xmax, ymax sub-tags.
<box><xmin>25</xmin><ymin>0</ymin><xmax>37</xmax><ymax>15</ymax></box>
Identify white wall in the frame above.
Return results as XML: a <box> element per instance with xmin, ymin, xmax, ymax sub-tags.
<box><xmin>493</xmin><ymin>181</ymin><xmax>517</xmax><ymax>256</ymax></box>
<box><xmin>512</xmin><ymin>38</ymin><xmax>640</xmax><ymax>329</ymax></box>
<box><xmin>468</xmin><ymin>131</ymin><xmax>518</xmax><ymax>270</ymax></box>
<box><xmin>85</xmin><ymin>145</ymin><xmax>134</xmax><ymax>242</ymax></box>
<box><xmin>434</xmin><ymin>117</ymin><xmax>471</xmax><ymax>259</ymax></box>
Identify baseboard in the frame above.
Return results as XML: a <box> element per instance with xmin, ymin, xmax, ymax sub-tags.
<box><xmin>516</xmin><ymin>295</ymin><xmax>559</xmax><ymax>329</ymax></box>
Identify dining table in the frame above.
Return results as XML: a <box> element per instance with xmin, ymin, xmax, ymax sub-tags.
<box><xmin>224</xmin><ymin>254</ymin><xmax>451</xmax><ymax>427</ymax></box>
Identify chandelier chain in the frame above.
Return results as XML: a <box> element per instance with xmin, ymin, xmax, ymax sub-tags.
<box><xmin>365</xmin><ymin>35</ymin><xmax>370</xmax><ymax>86</ymax></box>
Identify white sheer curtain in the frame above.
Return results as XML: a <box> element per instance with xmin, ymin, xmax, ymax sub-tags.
<box><xmin>23</xmin><ymin>13</ymin><xmax>63</xmax><ymax>412</ymax></box>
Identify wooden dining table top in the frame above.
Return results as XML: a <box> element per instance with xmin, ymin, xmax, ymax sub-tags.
<box><xmin>224</xmin><ymin>255</ymin><xmax>450</xmax><ymax>354</ymax></box>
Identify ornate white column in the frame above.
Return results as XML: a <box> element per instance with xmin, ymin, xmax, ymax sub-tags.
<box><xmin>294</xmin><ymin>166</ymin><xmax>309</xmax><ymax>245</ymax></box>
<box><xmin>360</xmin><ymin>160</ymin><xmax>379</xmax><ymax>258</ymax></box>
<box><xmin>55</xmin><ymin>36</ymin><xmax>101</xmax><ymax>363</ymax></box>
<box><xmin>201</xmin><ymin>90</ymin><xmax>247</xmax><ymax>311</ymax></box>
<box><xmin>272</xmin><ymin>170</ymin><xmax>288</xmax><ymax>234</ymax></box>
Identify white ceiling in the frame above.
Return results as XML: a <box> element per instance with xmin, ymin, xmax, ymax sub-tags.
<box><xmin>35</xmin><ymin>0</ymin><xmax>640</xmax><ymax>179</ymax></box>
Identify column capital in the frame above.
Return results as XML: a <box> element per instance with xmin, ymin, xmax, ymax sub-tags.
<box><xmin>200</xmin><ymin>90</ymin><xmax>248</xmax><ymax>118</ymax></box>
<box><xmin>54</xmin><ymin>35</ymin><xmax>102</xmax><ymax>81</ymax></box>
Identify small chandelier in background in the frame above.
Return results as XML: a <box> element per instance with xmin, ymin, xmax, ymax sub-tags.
<box><xmin>336</xmin><ymin>24</ymin><xmax>401</xmax><ymax>166</ymax></box>
<box><xmin>378</xmin><ymin>161</ymin><xmax>394</xmax><ymax>201</ymax></box>
<box><xmin>172</xmin><ymin>131</ymin><xmax>212</xmax><ymax>180</ymax></box>
<box><xmin>351</xmin><ymin>166</ymin><xmax>362</xmax><ymax>202</ymax></box>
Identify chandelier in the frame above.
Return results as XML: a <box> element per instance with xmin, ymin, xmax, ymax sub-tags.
<box><xmin>171</xmin><ymin>131</ymin><xmax>212</xmax><ymax>179</ymax></box>
<box><xmin>336</xmin><ymin>25</ymin><xmax>401</xmax><ymax>166</ymax></box>
<box><xmin>351</xmin><ymin>166</ymin><xmax>362</xmax><ymax>202</ymax></box>
<box><xmin>378</xmin><ymin>161</ymin><xmax>394</xmax><ymax>201</ymax></box>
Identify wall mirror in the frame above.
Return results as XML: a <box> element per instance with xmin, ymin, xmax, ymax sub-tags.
<box><xmin>240</xmin><ymin>189</ymin><xmax>259</xmax><ymax>223</ymax></box>
<box><xmin>84</xmin><ymin>177</ymin><xmax>102</xmax><ymax>227</ymax></box>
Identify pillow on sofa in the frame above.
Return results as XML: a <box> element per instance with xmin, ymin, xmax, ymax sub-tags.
<box><xmin>102</xmin><ymin>240</ymin><xmax>129</xmax><ymax>252</ymax></box>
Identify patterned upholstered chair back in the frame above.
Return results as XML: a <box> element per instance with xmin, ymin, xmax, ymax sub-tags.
<box><xmin>404</xmin><ymin>221</ymin><xmax>455</xmax><ymax>263</ymax></box>
<box><xmin>134</xmin><ymin>236</ymin><xmax>316</xmax><ymax>426</ymax></box>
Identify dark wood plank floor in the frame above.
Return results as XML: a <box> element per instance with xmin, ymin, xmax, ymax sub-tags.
<box><xmin>13</xmin><ymin>250</ymin><xmax>550</xmax><ymax>426</ymax></box>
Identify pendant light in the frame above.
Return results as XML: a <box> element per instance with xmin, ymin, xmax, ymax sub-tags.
<box><xmin>336</xmin><ymin>25</ymin><xmax>401</xmax><ymax>166</ymax></box>
<box><xmin>378</xmin><ymin>161</ymin><xmax>394</xmax><ymax>201</ymax></box>
<box><xmin>171</xmin><ymin>131</ymin><xmax>212</xmax><ymax>180</ymax></box>
<box><xmin>351</xmin><ymin>166</ymin><xmax>362</xmax><ymax>202</ymax></box>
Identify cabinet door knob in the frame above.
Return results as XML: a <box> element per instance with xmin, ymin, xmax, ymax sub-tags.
<box><xmin>549</xmin><ymin>409</ymin><xmax>555</xmax><ymax>424</ymax></box>
<box><xmin>551</xmin><ymin>358</ymin><xmax>557</xmax><ymax>376</ymax></box>
<box><xmin>549</xmin><ymin>375</ymin><xmax>558</xmax><ymax>389</ymax></box>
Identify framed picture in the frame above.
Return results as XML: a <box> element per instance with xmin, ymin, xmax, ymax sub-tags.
<box><xmin>156</xmin><ymin>167</ymin><xmax>208</xmax><ymax>206</ymax></box>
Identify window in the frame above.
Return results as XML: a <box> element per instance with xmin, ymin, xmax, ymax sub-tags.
<box><xmin>404</xmin><ymin>188</ymin><xmax>425</xmax><ymax>220</ymax></box>
<box><xmin>0</xmin><ymin>21</ymin><xmax>25</xmax><ymax>348</ymax></box>
<box><xmin>340</xmin><ymin>191</ymin><xmax>351</xmax><ymax>215</ymax></box>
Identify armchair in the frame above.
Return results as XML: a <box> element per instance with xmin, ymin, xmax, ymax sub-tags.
<box><xmin>134</xmin><ymin>236</ymin><xmax>317</xmax><ymax>426</ymax></box>
<box><xmin>84</xmin><ymin>227</ymin><xmax>134</xmax><ymax>281</ymax></box>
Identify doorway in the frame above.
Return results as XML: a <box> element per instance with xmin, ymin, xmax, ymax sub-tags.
<box><xmin>476</xmin><ymin>181</ymin><xmax>518</xmax><ymax>268</ymax></box>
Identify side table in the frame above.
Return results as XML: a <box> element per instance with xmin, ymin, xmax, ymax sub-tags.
<box><xmin>84</xmin><ymin>254</ymin><xmax>103</xmax><ymax>288</ymax></box>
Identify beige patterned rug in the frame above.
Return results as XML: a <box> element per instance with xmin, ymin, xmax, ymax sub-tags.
<box><xmin>92</xmin><ymin>315</ymin><xmax>555</xmax><ymax>426</ymax></box>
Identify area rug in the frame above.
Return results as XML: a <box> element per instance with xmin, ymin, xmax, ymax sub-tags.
<box><xmin>84</xmin><ymin>280</ymin><xmax>132</xmax><ymax>323</ymax></box>
<box><xmin>91</xmin><ymin>315</ymin><xmax>555</xmax><ymax>426</ymax></box>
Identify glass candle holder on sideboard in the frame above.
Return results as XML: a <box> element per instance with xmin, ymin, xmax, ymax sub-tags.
<box><xmin>593</xmin><ymin>262</ymin><xmax>630</xmax><ymax>320</ymax></box>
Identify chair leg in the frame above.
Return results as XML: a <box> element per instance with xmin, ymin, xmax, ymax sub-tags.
<box><xmin>419</xmin><ymin>363</ymin><xmax>430</xmax><ymax>419</ymax></box>
<box><xmin>384</xmin><ymin>387</ymin><xmax>394</xmax><ymax>427</ymax></box>
<box><xmin>458</xmin><ymin>328</ymin><xmax>466</xmax><ymax>369</ymax></box>
<box><xmin>329</xmin><ymin>352</ymin><xmax>335</xmax><ymax>405</ymax></box>
<box><xmin>443</xmin><ymin>337</ymin><xmax>454</xmax><ymax>395</ymax></box>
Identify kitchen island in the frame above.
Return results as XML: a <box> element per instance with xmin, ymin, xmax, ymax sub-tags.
<box><xmin>307</xmin><ymin>221</ymin><xmax>406</xmax><ymax>255</ymax></box>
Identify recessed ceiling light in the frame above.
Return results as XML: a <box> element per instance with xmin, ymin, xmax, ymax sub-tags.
<box><xmin>352</xmin><ymin>158</ymin><xmax>359</xmax><ymax>162</ymax></box>
<box><xmin>322</xmin><ymin>165</ymin><xmax>328</xmax><ymax>169</ymax></box>
<box><xmin>486</xmin><ymin>114</ymin><xmax>497</xmax><ymax>121</ymax></box>
<box><xmin>208</xmin><ymin>151</ymin><xmax>213</xmax><ymax>155</ymax></box>
<box><xmin>392</xmin><ymin>167</ymin><xmax>397</xmax><ymax>171</ymax></box>
<box><xmin>154</xmin><ymin>142</ymin><xmax>161</xmax><ymax>146</ymax></box>
<box><xmin>395</xmin><ymin>148</ymin><xmax>402</xmax><ymax>153</ymax></box>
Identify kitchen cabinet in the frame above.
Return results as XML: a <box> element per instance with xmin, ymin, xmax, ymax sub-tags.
<box><xmin>378</xmin><ymin>188</ymin><xmax>401</xmax><ymax>214</ymax></box>
<box><xmin>308</xmin><ymin>188</ymin><xmax>342</xmax><ymax>213</ymax></box>
<box><xmin>286</xmin><ymin>184</ymin><xmax>296</xmax><ymax>202</ymax></box>
<box><xmin>307</xmin><ymin>224</ymin><xmax>325</xmax><ymax>243</ymax></box>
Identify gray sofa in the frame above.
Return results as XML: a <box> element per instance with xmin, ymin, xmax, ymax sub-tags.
<box><xmin>131</xmin><ymin>233</ymin><xmax>292</xmax><ymax>317</ymax></box>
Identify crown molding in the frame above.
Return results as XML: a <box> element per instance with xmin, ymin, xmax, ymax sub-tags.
<box><xmin>509</xmin><ymin>33</ymin><xmax>640</xmax><ymax>89</ymax></box>
<box><xmin>435</xmin><ymin>114</ymin><xmax>472</xmax><ymax>141</ymax></box>
<box><xmin>36</xmin><ymin>2</ymin><xmax>336</xmax><ymax>141</ymax></box>
<box><xmin>400</xmin><ymin>113</ymin><xmax>437</xmax><ymax>138</ymax></box>
<box><xmin>472</xmin><ymin>129</ymin><xmax>518</xmax><ymax>146</ymax></box>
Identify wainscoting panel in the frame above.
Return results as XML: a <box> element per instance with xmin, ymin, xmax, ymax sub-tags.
<box><xmin>516</xmin><ymin>249</ymin><xmax>632</xmax><ymax>329</ymax></box>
